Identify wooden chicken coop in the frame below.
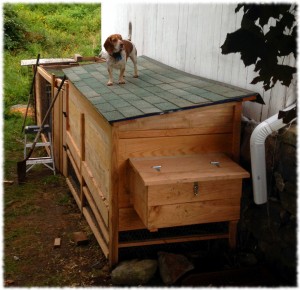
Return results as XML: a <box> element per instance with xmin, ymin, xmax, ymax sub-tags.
<box><xmin>32</xmin><ymin>55</ymin><xmax>259</xmax><ymax>267</ymax></box>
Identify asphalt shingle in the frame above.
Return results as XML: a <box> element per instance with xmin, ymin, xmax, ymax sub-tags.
<box><xmin>63</xmin><ymin>56</ymin><xmax>258</xmax><ymax>123</ymax></box>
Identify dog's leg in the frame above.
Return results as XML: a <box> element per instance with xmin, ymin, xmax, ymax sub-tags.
<box><xmin>130</xmin><ymin>54</ymin><xmax>138</xmax><ymax>78</ymax></box>
<box><xmin>119</xmin><ymin>67</ymin><xmax>126</xmax><ymax>84</ymax></box>
<box><xmin>107</xmin><ymin>67</ymin><xmax>114</xmax><ymax>86</ymax></box>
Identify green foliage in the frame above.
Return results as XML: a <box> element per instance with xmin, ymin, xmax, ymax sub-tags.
<box><xmin>4</xmin><ymin>4</ymin><xmax>28</xmax><ymax>51</ymax></box>
<box><xmin>4</xmin><ymin>3</ymin><xmax>101</xmax><ymax>109</ymax></box>
<box><xmin>221</xmin><ymin>4</ymin><xmax>297</xmax><ymax>91</ymax></box>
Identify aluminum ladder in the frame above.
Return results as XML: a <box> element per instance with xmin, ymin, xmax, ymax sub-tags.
<box><xmin>24</xmin><ymin>125</ymin><xmax>56</xmax><ymax>175</ymax></box>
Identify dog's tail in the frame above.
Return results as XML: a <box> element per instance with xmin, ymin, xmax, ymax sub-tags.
<box><xmin>128</xmin><ymin>21</ymin><xmax>132</xmax><ymax>41</ymax></box>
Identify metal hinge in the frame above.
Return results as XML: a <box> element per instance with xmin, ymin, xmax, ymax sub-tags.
<box><xmin>193</xmin><ymin>182</ymin><xmax>199</xmax><ymax>196</ymax></box>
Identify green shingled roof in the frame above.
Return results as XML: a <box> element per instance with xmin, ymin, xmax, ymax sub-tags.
<box><xmin>63</xmin><ymin>56</ymin><xmax>259</xmax><ymax>123</ymax></box>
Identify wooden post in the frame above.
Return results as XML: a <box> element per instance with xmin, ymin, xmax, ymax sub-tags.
<box><xmin>231</xmin><ymin>102</ymin><xmax>242</xmax><ymax>163</ymax></box>
<box><xmin>228</xmin><ymin>220</ymin><xmax>238</xmax><ymax>248</ymax></box>
<box><xmin>109</xmin><ymin>126</ymin><xmax>119</xmax><ymax>268</ymax></box>
<box><xmin>80</xmin><ymin>113</ymin><xmax>86</xmax><ymax>212</ymax></box>
<box><xmin>62</xmin><ymin>82</ymin><xmax>69</xmax><ymax>177</ymax></box>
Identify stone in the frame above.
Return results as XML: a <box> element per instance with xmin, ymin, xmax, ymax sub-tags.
<box><xmin>53</xmin><ymin>237</ymin><xmax>61</xmax><ymax>248</ymax></box>
<box><xmin>111</xmin><ymin>259</ymin><xmax>157</xmax><ymax>286</ymax></box>
<box><xmin>158</xmin><ymin>251</ymin><xmax>194</xmax><ymax>285</ymax></box>
<box><xmin>72</xmin><ymin>232</ymin><xmax>89</xmax><ymax>246</ymax></box>
<box><xmin>274</xmin><ymin>172</ymin><xmax>285</xmax><ymax>192</ymax></box>
<box><xmin>10</xmin><ymin>104</ymin><xmax>34</xmax><ymax>116</ymax></box>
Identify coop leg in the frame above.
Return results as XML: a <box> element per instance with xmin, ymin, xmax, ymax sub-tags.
<box><xmin>228</xmin><ymin>220</ymin><xmax>238</xmax><ymax>248</ymax></box>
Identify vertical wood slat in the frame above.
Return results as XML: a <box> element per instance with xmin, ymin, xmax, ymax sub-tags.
<box><xmin>62</xmin><ymin>81</ymin><xmax>69</xmax><ymax>177</ymax></box>
<box><xmin>109</xmin><ymin>126</ymin><xmax>119</xmax><ymax>268</ymax></box>
<box><xmin>80</xmin><ymin>113</ymin><xmax>86</xmax><ymax>212</ymax></box>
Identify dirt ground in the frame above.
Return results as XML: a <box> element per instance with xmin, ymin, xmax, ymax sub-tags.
<box><xmin>4</xmin><ymin>167</ymin><xmax>111</xmax><ymax>287</ymax></box>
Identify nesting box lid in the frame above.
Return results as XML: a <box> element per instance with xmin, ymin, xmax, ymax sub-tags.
<box><xmin>63</xmin><ymin>56</ymin><xmax>260</xmax><ymax>123</ymax></box>
<box><xmin>129</xmin><ymin>153</ymin><xmax>250</xmax><ymax>186</ymax></box>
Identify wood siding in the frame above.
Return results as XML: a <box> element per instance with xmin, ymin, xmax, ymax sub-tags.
<box><xmin>101</xmin><ymin>3</ymin><xmax>297</xmax><ymax>122</ymax></box>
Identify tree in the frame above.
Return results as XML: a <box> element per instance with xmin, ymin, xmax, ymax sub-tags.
<box><xmin>4</xmin><ymin>4</ymin><xmax>28</xmax><ymax>51</ymax></box>
<box><xmin>221</xmin><ymin>4</ymin><xmax>297</xmax><ymax>91</ymax></box>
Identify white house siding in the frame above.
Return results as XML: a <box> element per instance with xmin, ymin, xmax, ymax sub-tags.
<box><xmin>101</xmin><ymin>2</ymin><xmax>297</xmax><ymax>122</ymax></box>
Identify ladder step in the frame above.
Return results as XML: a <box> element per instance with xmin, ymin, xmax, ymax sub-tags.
<box><xmin>25</xmin><ymin>142</ymin><xmax>51</xmax><ymax>147</ymax></box>
<box><xmin>26</xmin><ymin>158</ymin><xmax>54</xmax><ymax>165</ymax></box>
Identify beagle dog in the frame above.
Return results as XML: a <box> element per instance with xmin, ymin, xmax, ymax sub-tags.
<box><xmin>103</xmin><ymin>34</ymin><xmax>138</xmax><ymax>86</ymax></box>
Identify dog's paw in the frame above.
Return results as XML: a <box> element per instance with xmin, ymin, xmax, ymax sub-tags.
<box><xmin>119</xmin><ymin>80</ymin><xmax>126</xmax><ymax>84</ymax></box>
<box><xmin>133</xmin><ymin>74</ymin><xmax>139</xmax><ymax>78</ymax></box>
<box><xmin>107</xmin><ymin>81</ymin><xmax>113</xmax><ymax>86</ymax></box>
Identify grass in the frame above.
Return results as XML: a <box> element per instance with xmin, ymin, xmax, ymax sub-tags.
<box><xmin>3</xmin><ymin>4</ymin><xmax>104</xmax><ymax>286</ymax></box>
<box><xmin>3</xmin><ymin>3</ymin><xmax>101</xmax><ymax>110</ymax></box>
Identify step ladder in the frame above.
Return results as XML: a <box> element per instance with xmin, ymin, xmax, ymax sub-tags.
<box><xmin>24</xmin><ymin>125</ymin><xmax>56</xmax><ymax>175</ymax></box>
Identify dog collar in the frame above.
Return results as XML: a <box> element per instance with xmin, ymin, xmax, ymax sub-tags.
<box><xmin>111</xmin><ymin>51</ymin><xmax>122</xmax><ymax>61</ymax></box>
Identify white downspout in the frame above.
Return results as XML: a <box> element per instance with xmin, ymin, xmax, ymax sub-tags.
<box><xmin>250</xmin><ymin>103</ymin><xmax>296</xmax><ymax>205</ymax></box>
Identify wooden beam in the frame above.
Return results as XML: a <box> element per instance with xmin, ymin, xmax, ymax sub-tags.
<box><xmin>118</xmin><ymin>232</ymin><xmax>229</xmax><ymax>248</ymax></box>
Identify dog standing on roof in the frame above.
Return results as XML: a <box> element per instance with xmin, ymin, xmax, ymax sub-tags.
<box><xmin>102</xmin><ymin>22</ymin><xmax>138</xmax><ymax>86</ymax></box>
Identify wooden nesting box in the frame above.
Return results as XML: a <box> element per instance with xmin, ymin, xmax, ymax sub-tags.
<box><xmin>36</xmin><ymin>56</ymin><xmax>258</xmax><ymax>267</ymax></box>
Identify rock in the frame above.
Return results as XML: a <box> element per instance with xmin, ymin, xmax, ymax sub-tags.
<box><xmin>158</xmin><ymin>251</ymin><xmax>194</xmax><ymax>285</ymax></box>
<box><xmin>10</xmin><ymin>104</ymin><xmax>34</xmax><ymax>116</ymax></box>
<box><xmin>274</xmin><ymin>172</ymin><xmax>285</xmax><ymax>192</ymax></box>
<box><xmin>111</xmin><ymin>259</ymin><xmax>157</xmax><ymax>286</ymax></box>
<box><xmin>72</xmin><ymin>232</ymin><xmax>89</xmax><ymax>246</ymax></box>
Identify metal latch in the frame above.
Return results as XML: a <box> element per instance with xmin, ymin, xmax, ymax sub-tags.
<box><xmin>210</xmin><ymin>161</ymin><xmax>220</xmax><ymax>167</ymax></box>
<box><xmin>152</xmin><ymin>165</ymin><xmax>161</xmax><ymax>172</ymax></box>
<box><xmin>193</xmin><ymin>182</ymin><xmax>199</xmax><ymax>196</ymax></box>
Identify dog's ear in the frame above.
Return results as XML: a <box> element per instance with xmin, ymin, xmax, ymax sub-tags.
<box><xmin>104</xmin><ymin>37</ymin><xmax>113</xmax><ymax>54</ymax></box>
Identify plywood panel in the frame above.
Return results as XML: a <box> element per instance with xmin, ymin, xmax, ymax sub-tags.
<box><xmin>148</xmin><ymin>198</ymin><xmax>241</xmax><ymax>230</ymax></box>
<box><xmin>129</xmin><ymin>153</ymin><xmax>249</xmax><ymax>186</ymax></box>
<box><xmin>117</xmin><ymin>103</ymin><xmax>235</xmax><ymax>134</ymax></box>
<box><xmin>119</xmin><ymin>134</ymin><xmax>232</xmax><ymax>160</ymax></box>
<box><xmin>148</xmin><ymin>179</ymin><xmax>242</xmax><ymax>206</ymax></box>
<box><xmin>85</xmin><ymin>119</ymin><xmax>111</xmax><ymax>199</ymax></box>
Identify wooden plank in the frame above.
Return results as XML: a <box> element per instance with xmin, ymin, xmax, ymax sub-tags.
<box><xmin>109</xmin><ymin>126</ymin><xmax>120</xmax><ymax>267</ymax></box>
<box><xmin>66</xmin><ymin>131</ymin><xmax>81</xmax><ymax>170</ymax></box>
<box><xmin>119</xmin><ymin>134</ymin><xmax>232</xmax><ymax>161</ymax></box>
<box><xmin>66</xmin><ymin>177</ymin><xmax>81</xmax><ymax>209</ymax></box>
<box><xmin>83</xmin><ymin>186</ymin><xmax>109</xmax><ymax>243</ymax></box>
<box><xmin>130</xmin><ymin>168</ymin><xmax>148</xmax><ymax>227</ymax></box>
<box><xmin>118</xmin><ymin>207</ymin><xmax>145</xmax><ymax>231</ymax></box>
<box><xmin>148</xmin><ymin>198</ymin><xmax>241</xmax><ymax>230</ymax></box>
<box><xmin>118</xmin><ymin>127</ymin><xmax>232</xmax><ymax>139</ymax></box>
<box><xmin>22</xmin><ymin>58</ymin><xmax>76</xmax><ymax>66</ymax></box>
<box><xmin>66</xmin><ymin>149</ymin><xmax>80</xmax><ymax>183</ymax></box>
<box><xmin>82</xmin><ymin>207</ymin><xmax>109</xmax><ymax>258</ymax></box>
<box><xmin>53</xmin><ymin>238</ymin><xmax>61</xmax><ymax>248</ymax></box>
<box><xmin>84</xmin><ymin>117</ymin><xmax>111</xmax><ymax>200</ymax></box>
<box><xmin>37</xmin><ymin>66</ymin><xmax>54</xmax><ymax>83</ymax></box>
<box><xmin>116</xmin><ymin>103</ymin><xmax>234</xmax><ymax>133</ymax></box>
<box><xmin>129</xmin><ymin>153</ymin><xmax>249</xmax><ymax>186</ymax></box>
<box><xmin>80</xmin><ymin>113</ymin><xmax>86</xmax><ymax>212</ymax></box>
<box><xmin>81</xmin><ymin>162</ymin><xmax>109</xmax><ymax>226</ymax></box>
<box><xmin>62</xmin><ymin>82</ymin><xmax>69</xmax><ymax>176</ymax></box>
<box><xmin>118</xmin><ymin>232</ymin><xmax>229</xmax><ymax>248</ymax></box>
<box><xmin>147</xmin><ymin>179</ymin><xmax>242</xmax><ymax>206</ymax></box>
